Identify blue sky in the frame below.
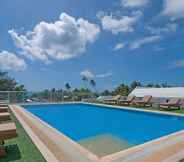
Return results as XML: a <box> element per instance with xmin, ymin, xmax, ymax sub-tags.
<box><xmin>0</xmin><ymin>0</ymin><xmax>184</xmax><ymax>91</ymax></box>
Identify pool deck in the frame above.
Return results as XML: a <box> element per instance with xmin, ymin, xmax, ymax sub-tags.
<box><xmin>10</xmin><ymin>102</ymin><xmax>184</xmax><ymax>162</ymax></box>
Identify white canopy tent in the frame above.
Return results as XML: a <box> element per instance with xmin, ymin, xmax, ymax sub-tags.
<box><xmin>129</xmin><ymin>87</ymin><xmax>184</xmax><ymax>98</ymax></box>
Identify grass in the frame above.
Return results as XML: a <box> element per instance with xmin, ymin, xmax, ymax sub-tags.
<box><xmin>146</xmin><ymin>106</ymin><xmax>184</xmax><ymax>114</ymax></box>
<box><xmin>0</xmin><ymin>111</ymin><xmax>46</xmax><ymax>162</ymax></box>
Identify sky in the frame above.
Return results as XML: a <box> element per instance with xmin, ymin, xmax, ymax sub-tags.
<box><xmin>0</xmin><ymin>0</ymin><xmax>184</xmax><ymax>91</ymax></box>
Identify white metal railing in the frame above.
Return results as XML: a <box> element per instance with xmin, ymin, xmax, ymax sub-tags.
<box><xmin>0</xmin><ymin>91</ymin><xmax>92</xmax><ymax>103</ymax></box>
<box><xmin>0</xmin><ymin>91</ymin><xmax>26</xmax><ymax>103</ymax></box>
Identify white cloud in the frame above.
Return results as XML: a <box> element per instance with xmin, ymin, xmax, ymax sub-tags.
<box><xmin>162</xmin><ymin>0</ymin><xmax>184</xmax><ymax>20</ymax></box>
<box><xmin>80</xmin><ymin>70</ymin><xmax>94</xmax><ymax>78</ymax></box>
<box><xmin>99</xmin><ymin>11</ymin><xmax>142</xmax><ymax>34</ymax></box>
<box><xmin>121</xmin><ymin>0</ymin><xmax>149</xmax><ymax>8</ymax></box>
<box><xmin>0</xmin><ymin>51</ymin><xmax>26</xmax><ymax>71</ymax></box>
<box><xmin>147</xmin><ymin>23</ymin><xmax>177</xmax><ymax>35</ymax></box>
<box><xmin>80</xmin><ymin>69</ymin><xmax>112</xmax><ymax>79</ymax></box>
<box><xmin>96</xmin><ymin>72</ymin><xmax>112</xmax><ymax>78</ymax></box>
<box><xmin>130</xmin><ymin>35</ymin><xmax>161</xmax><ymax>50</ymax></box>
<box><xmin>113</xmin><ymin>43</ymin><xmax>125</xmax><ymax>51</ymax></box>
<box><xmin>9</xmin><ymin>13</ymin><xmax>100</xmax><ymax>63</ymax></box>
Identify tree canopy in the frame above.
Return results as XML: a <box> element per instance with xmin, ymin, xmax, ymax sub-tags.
<box><xmin>0</xmin><ymin>71</ymin><xmax>26</xmax><ymax>91</ymax></box>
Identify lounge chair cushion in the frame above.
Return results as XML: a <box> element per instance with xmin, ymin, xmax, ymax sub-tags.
<box><xmin>0</xmin><ymin>107</ymin><xmax>8</xmax><ymax>112</ymax></box>
<box><xmin>0</xmin><ymin>123</ymin><xmax>17</xmax><ymax>141</ymax></box>
<box><xmin>160</xmin><ymin>98</ymin><xmax>181</xmax><ymax>106</ymax></box>
<box><xmin>119</xmin><ymin>96</ymin><xmax>135</xmax><ymax>102</ymax></box>
<box><xmin>0</xmin><ymin>113</ymin><xmax>10</xmax><ymax>121</ymax></box>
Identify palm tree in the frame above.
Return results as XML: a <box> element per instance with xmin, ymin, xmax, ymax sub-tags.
<box><xmin>65</xmin><ymin>83</ymin><xmax>71</xmax><ymax>92</ymax></box>
<box><xmin>82</xmin><ymin>76</ymin><xmax>88</xmax><ymax>89</ymax></box>
<box><xmin>65</xmin><ymin>83</ymin><xmax>72</xmax><ymax>101</ymax></box>
<box><xmin>90</xmin><ymin>79</ymin><xmax>96</xmax><ymax>92</ymax></box>
<box><xmin>130</xmin><ymin>81</ymin><xmax>141</xmax><ymax>90</ymax></box>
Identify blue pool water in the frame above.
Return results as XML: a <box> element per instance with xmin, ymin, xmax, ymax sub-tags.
<box><xmin>24</xmin><ymin>104</ymin><xmax>184</xmax><ymax>146</ymax></box>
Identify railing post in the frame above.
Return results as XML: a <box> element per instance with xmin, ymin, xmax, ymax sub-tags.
<box><xmin>8</xmin><ymin>92</ymin><xmax>10</xmax><ymax>103</ymax></box>
<box><xmin>62</xmin><ymin>91</ymin><xmax>63</xmax><ymax>102</ymax></box>
<box><xmin>22</xmin><ymin>92</ymin><xmax>25</xmax><ymax>103</ymax></box>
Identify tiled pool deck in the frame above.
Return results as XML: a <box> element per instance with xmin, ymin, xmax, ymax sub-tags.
<box><xmin>10</xmin><ymin>103</ymin><xmax>184</xmax><ymax>162</ymax></box>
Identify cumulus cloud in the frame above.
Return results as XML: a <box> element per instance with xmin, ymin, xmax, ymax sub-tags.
<box><xmin>130</xmin><ymin>35</ymin><xmax>161</xmax><ymax>50</ymax></box>
<box><xmin>80</xmin><ymin>69</ymin><xmax>112</xmax><ymax>79</ymax></box>
<box><xmin>9</xmin><ymin>13</ymin><xmax>100</xmax><ymax>63</ymax></box>
<box><xmin>113</xmin><ymin>43</ymin><xmax>125</xmax><ymax>51</ymax></box>
<box><xmin>147</xmin><ymin>23</ymin><xmax>177</xmax><ymax>35</ymax></box>
<box><xmin>121</xmin><ymin>0</ymin><xmax>149</xmax><ymax>8</ymax></box>
<box><xmin>80</xmin><ymin>69</ymin><xmax>94</xmax><ymax>78</ymax></box>
<box><xmin>99</xmin><ymin>11</ymin><xmax>142</xmax><ymax>34</ymax></box>
<box><xmin>162</xmin><ymin>0</ymin><xmax>184</xmax><ymax>20</ymax></box>
<box><xmin>0</xmin><ymin>51</ymin><xmax>26</xmax><ymax>71</ymax></box>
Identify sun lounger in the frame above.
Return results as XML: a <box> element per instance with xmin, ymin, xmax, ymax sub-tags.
<box><xmin>118</xmin><ymin>96</ymin><xmax>135</xmax><ymax>105</ymax></box>
<box><xmin>0</xmin><ymin>123</ymin><xmax>17</xmax><ymax>157</ymax></box>
<box><xmin>0</xmin><ymin>113</ymin><xmax>11</xmax><ymax>121</ymax></box>
<box><xmin>0</xmin><ymin>107</ymin><xmax>8</xmax><ymax>113</ymax></box>
<box><xmin>103</xmin><ymin>95</ymin><xmax>121</xmax><ymax>104</ymax></box>
<box><xmin>0</xmin><ymin>122</ymin><xmax>17</xmax><ymax>140</ymax></box>
<box><xmin>0</xmin><ymin>100</ymin><xmax>8</xmax><ymax>104</ymax></box>
<box><xmin>132</xmin><ymin>95</ymin><xmax>152</xmax><ymax>107</ymax></box>
<box><xmin>159</xmin><ymin>98</ymin><xmax>181</xmax><ymax>110</ymax></box>
<box><xmin>0</xmin><ymin>104</ymin><xmax>8</xmax><ymax>107</ymax></box>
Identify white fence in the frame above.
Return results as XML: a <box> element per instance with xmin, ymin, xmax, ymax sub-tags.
<box><xmin>0</xmin><ymin>91</ymin><xmax>26</xmax><ymax>103</ymax></box>
<box><xmin>0</xmin><ymin>91</ymin><xmax>89</xmax><ymax>103</ymax></box>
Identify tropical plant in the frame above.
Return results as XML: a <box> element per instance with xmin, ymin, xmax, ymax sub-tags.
<box><xmin>90</xmin><ymin>79</ymin><xmax>96</xmax><ymax>92</ymax></box>
<box><xmin>101</xmin><ymin>89</ymin><xmax>112</xmax><ymax>96</ymax></box>
<box><xmin>161</xmin><ymin>82</ymin><xmax>171</xmax><ymax>88</ymax></box>
<box><xmin>0</xmin><ymin>71</ymin><xmax>26</xmax><ymax>91</ymax></box>
<box><xmin>146</xmin><ymin>83</ymin><xmax>154</xmax><ymax>87</ymax></box>
<box><xmin>82</xmin><ymin>76</ymin><xmax>88</xmax><ymax>89</ymax></box>
<box><xmin>130</xmin><ymin>81</ymin><xmax>142</xmax><ymax>90</ymax></box>
<box><xmin>113</xmin><ymin>83</ymin><xmax>130</xmax><ymax>96</ymax></box>
<box><xmin>65</xmin><ymin>83</ymin><xmax>71</xmax><ymax>91</ymax></box>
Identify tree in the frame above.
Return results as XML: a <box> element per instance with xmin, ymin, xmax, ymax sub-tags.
<box><xmin>161</xmin><ymin>82</ymin><xmax>171</xmax><ymax>88</ymax></box>
<box><xmin>130</xmin><ymin>81</ymin><xmax>141</xmax><ymax>90</ymax></box>
<box><xmin>65</xmin><ymin>83</ymin><xmax>71</xmax><ymax>91</ymax></box>
<box><xmin>146</xmin><ymin>83</ymin><xmax>154</xmax><ymax>87</ymax></box>
<box><xmin>51</xmin><ymin>88</ymin><xmax>56</xmax><ymax>92</ymax></box>
<box><xmin>155</xmin><ymin>84</ymin><xmax>161</xmax><ymax>88</ymax></box>
<box><xmin>82</xmin><ymin>76</ymin><xmax>88</xmax><ymax>89</ymax></box>
<box><xmin>90</xmin><ymin>79</ymin><xmax>96</xmax><ymax>92</ymax></box>
<box><xmin>113</xmin><ymin>83</ymin><xmax>130</xmax><ymax>96</ymax></box>
<box><xmin>0</xmin><ymin>71</ymin><xmax>25</xmax><ymax>91</ymax></box>
<box><xmin>101</xmin><ymin>90</ymin><xmax>112</xmax><ymax>96</ymax></box>
<box><xmin>72</xmin><ymin>88</ymin><xmax>93</xmax><ymax>100</ymax></box>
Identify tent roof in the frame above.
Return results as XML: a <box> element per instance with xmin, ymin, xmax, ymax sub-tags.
<box><xmin>129</xmin><ymin>87</ymin><xmax>184</xmax><ymax>98</ymax></box>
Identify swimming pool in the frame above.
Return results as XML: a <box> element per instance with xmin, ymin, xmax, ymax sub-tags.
<box><xmin>23</xmin><ymin>103</ymin><xmax>184</xmax><ymax>156</ymax></box>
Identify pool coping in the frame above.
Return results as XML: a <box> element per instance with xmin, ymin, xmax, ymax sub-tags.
<box><xmin>10</xmin><ymin>102</ymin><xmax>184</xmax><ymax>162</ymax></box>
